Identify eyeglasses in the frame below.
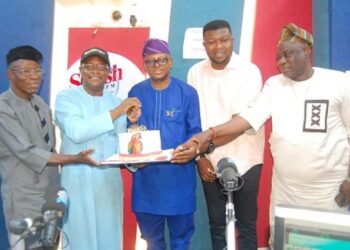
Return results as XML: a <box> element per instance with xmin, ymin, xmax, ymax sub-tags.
<box><xmin>144</xmin><ymin>57</ymin><xmax>169</xmax><ymax>67</ymax></box>
<box><xmin>81</xmin><ymin>63</ymin><xmax>110</xmax><ymax>72</ymax></box>
<box><xmin>9</xmin><ymin>68</ymin><xmax>45</xmax><ymax>76</ymax></box>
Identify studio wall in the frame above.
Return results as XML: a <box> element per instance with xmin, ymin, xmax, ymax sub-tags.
<box><xmin>0</xmin><ymin>0</ymin><xmax>54</xmax><ymax>102</ymax></box>
<box><xmin>329</xmin><ymin>0</ymin><xmax>350</xmax><ymax>71</ymax></box>
<box><xmin>0</xmin><ymin>0</ymin><xmax>350</xmax><ymax>249</ymax></box>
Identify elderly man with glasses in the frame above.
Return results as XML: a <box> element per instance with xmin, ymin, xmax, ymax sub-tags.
<box><xmin>0</xmin><ymin>45</ymin><xmax>98</xmax><ymax>250</ymax></box>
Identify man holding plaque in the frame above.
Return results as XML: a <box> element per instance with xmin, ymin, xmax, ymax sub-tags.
<box><xmin>127</xmin><ymin>38</ymin><xmax>201</xmax><ymax>249</ymax></box>
<box><xmin>55</xmin><ymin>47</ymin><xmax>140</xmax><ymax>250</ymax></box>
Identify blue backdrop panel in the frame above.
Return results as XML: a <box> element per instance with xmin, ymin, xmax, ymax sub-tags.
<box><xmin>0</xmin><ymin>0</ymin><xmax>54</xmax><ymax>102</ymax></box>
<box><xmin>329</xmin><ymin>0</ymin><xmax>350</xmax><ymax>71</ymax></box>
<box><xmin>313</xmin><ymin>0</ymin><xmax>330</xmax><ymax>68</ymax></box>
<box><xmin>168</xmin><ymin>1</ymin><xmax>244</xmax><ymax>249</ymax></box>
<box><xmin>0</xmin><ymin>1</ymin><xmax>54</xmax><ymax>248</ymax></box>
<box><xmin>169</xmin><ymin>0</ymin><xmax>244</xmax><ymax>82</ymax></box>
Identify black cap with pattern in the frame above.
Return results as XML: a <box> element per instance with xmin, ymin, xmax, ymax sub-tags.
<box><xmin>80</xmin><ymin>47</ymin><xmax>110</xmax><ymax>67</ymax></box>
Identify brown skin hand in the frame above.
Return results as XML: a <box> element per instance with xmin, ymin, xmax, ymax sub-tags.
<box><xmin>172</xmin><ymin>116</ymin><xmax>251</xmax><ymax>164</ymax></box>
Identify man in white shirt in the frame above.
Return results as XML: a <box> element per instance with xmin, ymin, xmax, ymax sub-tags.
<box><xmin>174</xmin><ymin>23</ymin><xmax>350</xmax><ymax>248</ymax></box>
<box><xmin>187</xmin><ymin>19</ymin><xmax>265</xmax><ymax>250</ymax></box>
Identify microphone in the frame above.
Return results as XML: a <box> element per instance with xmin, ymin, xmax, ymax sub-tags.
<box><xmin>40</xmin><ymin>186</ymin><xmax>68</xmax><ymax>247</ymax></box>
<box><xmin>9</xmin><ymin>216</ymin><xmax>44</xmax><ymax>235</ymax></box>
<box><xmin>216</xmin><ymin>157</ymin><xmax>240</xmax><ymax>191</ymax></box>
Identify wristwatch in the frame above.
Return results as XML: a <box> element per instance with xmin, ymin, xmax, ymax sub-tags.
<box><xmin>206</xmin><ymin>140</ymin><xmax>215</xmax><ymax>154</ymax></box>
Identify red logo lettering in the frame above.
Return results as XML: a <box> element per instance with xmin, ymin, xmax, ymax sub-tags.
<box><xmin>70</xmin><ymin>73</ymin><xmax>81</xmax><ymax>86</ymax></box>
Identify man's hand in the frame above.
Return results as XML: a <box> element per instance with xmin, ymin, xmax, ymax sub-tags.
<box><xmin>110</xmin><ymin>97</ymin><xmax>141</xmax><ymax>120</ymax></box>
<box><xmin>77</xmin><ymin>148</ymin><xmax>99</xmax><ymax>166</ymax></box>
<box><xmin>340</xmin><ymin>178</ymin><xmax>350</xmax><ymax>200</ymax></box>
<box><xmin>172</xmin><ymin>131</ymin><xmax>212</xmax><ymax>163</ymax></box>
<box><xmin>335</xmin><ymin>178</ymin><xmax>350</xmax><ymax>207</ymax></box>
<box><xmin>172</xmin><ymin>139</ymin><xmax>199</xmax><ymax>163</ymax></box>
<box><xmin>119</xmin><ymin>97</ymin><xmax>141</xmax><ymax>114</ymax></box>
<box><xmin>196</xmin><ymin>157</ymin><xmax>216</xmax><ymax>182</ymax></box>
<box><xmin>127</xmin><ymin>106</ymin><xmax>141</xmax><ymax>124</ymax></box>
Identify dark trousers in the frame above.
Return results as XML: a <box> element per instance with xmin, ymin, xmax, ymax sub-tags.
<box><xmin>202</xmin><ymin>164</ymin><xmax>262</xmax><ymax>250</ymax></box>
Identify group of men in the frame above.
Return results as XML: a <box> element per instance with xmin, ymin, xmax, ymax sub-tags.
<box><xmin>173</xmin><ymin>21</ymin><xmax>350</xmax><ymax>249</ymax></box>
<box><xmin>1</xmin><ymin>19</ymin><xmax>350</xmax><ymax>250</ymax></box>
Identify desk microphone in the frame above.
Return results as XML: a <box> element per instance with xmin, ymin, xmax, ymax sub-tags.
<box><xmin>40</xmin><ymin>186</ymin><xmax>68</xmax><ymax>247</ymax></box>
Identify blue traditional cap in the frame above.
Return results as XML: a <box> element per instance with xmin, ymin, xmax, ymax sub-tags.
<box><xmin>142</xmin><ymin>38</ymin><xmax>170</xmax><ymax>57</ymax></box>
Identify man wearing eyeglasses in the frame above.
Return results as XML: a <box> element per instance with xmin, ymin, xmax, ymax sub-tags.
<box><xmin>0</xmin><ymin>45</ymin><xmax>99</xmax><ymax>250</ymax></box>
<box><xmin>54</xmin><ymin>47</ymin><xmax>140</xmax><ymax>250</ymax></box>
<box><xmin>127</xmin><ymin>39</ymin><xmax>201</xmax><ymax>249</ymax></box>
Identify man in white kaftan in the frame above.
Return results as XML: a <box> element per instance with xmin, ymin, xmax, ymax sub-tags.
<box><xmin>55</xmin><ymin>47</ymin><xmax>140</xmax><ymax>250</ymax></box>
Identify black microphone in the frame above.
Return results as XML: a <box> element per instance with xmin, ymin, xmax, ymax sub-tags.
<box><xmin>216</xmin><ymin>157</ymin><xmax>240</xmax><ymax>191</ymax></box>
<box><xmin>40</xmin><ymin>186</ymin><xmax>68</xmax><ymax>247</ymax></box>
<box><xmin>9</xmin><ymin>216</ymin><xmax>44</xmax><ymax>235</ymax></box>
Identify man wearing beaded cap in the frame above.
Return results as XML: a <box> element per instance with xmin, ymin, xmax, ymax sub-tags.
<box><xmin>173</xmin><ymin>23</ymin><xmax>350</xmax><ymax>247</ymax></box>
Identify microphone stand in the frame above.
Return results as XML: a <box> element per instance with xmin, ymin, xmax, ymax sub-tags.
<box><xmin>224</xmin><ymin>179</ymin><xmax>241</xmax><ymax>250</ymax></box>
<box><xmin>226</xmin><ymin>188</ymin><xmax>235</xmax><ymax>250</ymax></box>
<box><xmin>216</xmin><ymin>158</ymin><xmax>244</xmax><ymax>250</ymax></box>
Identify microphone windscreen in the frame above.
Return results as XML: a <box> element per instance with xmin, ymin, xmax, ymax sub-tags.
<box><xmin>216</xmin><ymin>157</ymin><xmax>239</xmax><ymax>190</ymax></box>
<box><xmin>217</xmin><ymin>158</ymin><xmax>238</xmax><ymax>174</ymax></box>
<box><xmin>9</xmin><ymin>218</ymin><xmax>31</xmax><ymax>234</ymax></box>
<box><xmin>220</xmin><ymin>168</ymin><xmax>237</xmax><ymax>184</ymax></box>
<box><xmin>9</xmin><ymin>216</ymin><xmax>44</xmax><ymax>235</ymax></box>
<box><xmin>41</xmin><ymin>186</ymin><xmax>68</xmax><ymax>215</ymax></box>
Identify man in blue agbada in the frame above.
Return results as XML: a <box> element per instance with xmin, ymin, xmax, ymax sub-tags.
<box><xmin>54</xmin><ymin>47</ymin><xmax>140</xmax><ymax>250</ymax></box>
<box><xmin>128</xmin><ymin>39</ymin><xmax>202</xmax><ymax>249</ymax></box>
